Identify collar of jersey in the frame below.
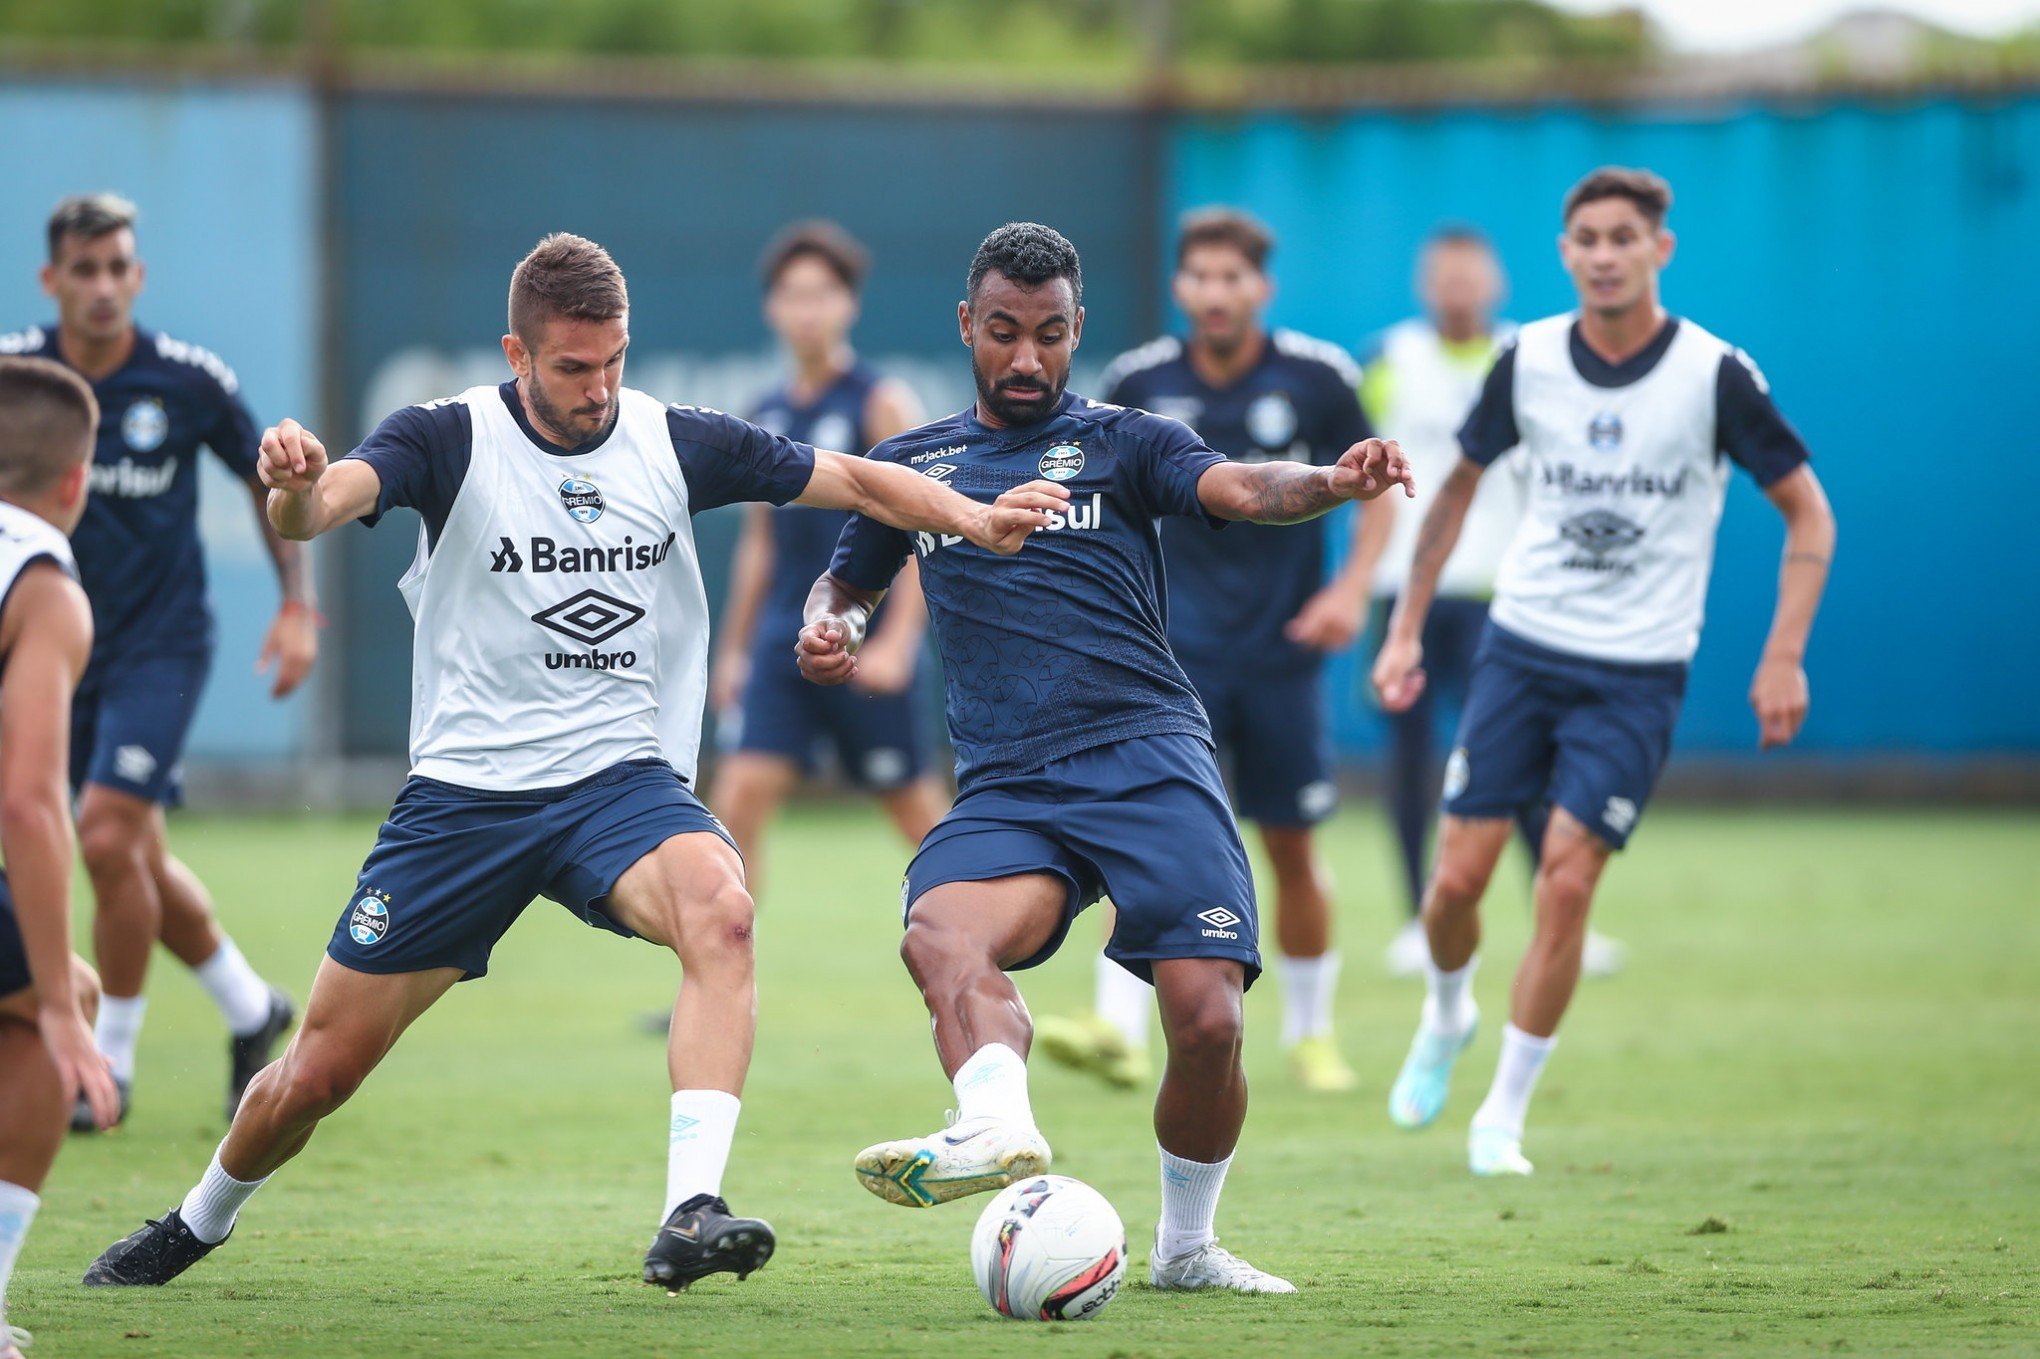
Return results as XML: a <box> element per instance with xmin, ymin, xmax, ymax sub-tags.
<box><xmin>1568</xmin><ymin>316</ymin><xmax>1681</xmax><ymax>389</ymax></box>
<box><xmin>1169</xmin><ymin>330</ymin><xmax>1281</xmax><ymax>397</ymax></box>
<box><xmin>963</xmin><ymin>389</ymin><xmax>1076</xmax><ymax>440</ymax></box>
<box><xmin>773</xmin><ymin>362</ymin><xmax>865</xmax><ymax>419</ymax></box>
<box><xmin>497</xmin><ymin>380</ymin><xmax>619</xmax><ymax>457</ymax></box>
<box><xmin>36</xmin><ymin>321</ymin><xmax>150</xmax><ymax>382</ymax></box>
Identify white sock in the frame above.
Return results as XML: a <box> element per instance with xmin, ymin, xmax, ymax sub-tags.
<box><xmin>1094</xmin><ymin>956</ymin><xmax>1152</xmax><ymax>1047</ymax></box>
<box><xmin>664</xmin><ymin>1089</ymin><xmax>741</xmax><ymax>1219</ymax></box>
<box><xmin>179</xmin><ymin>1146</ymin><xmax>270</xmax><ymax>1245</ymax></box>
<box><xmin>952</xmin><ymin>1043</ymin><xmax>1036</xmax><ymax>1131</ymax></box>
<box><xmin>94</xmin><ymin>994</ymin><xmax>147</xmax><ymax>1084</ymax></box>
<box><xmin>1156</xmin><ymin>1145</ymin><xmax>1231</xmax><ymax>1261</ymax></box>
<box><xmin>1277</xmin><ymin>951</ymin><xmax>1341</xmax><ymax>1046</ymax></box>
<box><xmin>0</xmin><ymin>1181</ymin><xmax>39</xmax><ymax>1317</ymax></box>
<box><xmin>1422</xmin><ymin>955</ymin><xmax>1478</xmax><ymax>1036</ymax></box>
<box><xmin>192</xmin><ymin>938</ymin><xmax>273</xmax><ymax>1036</ymax></box>
<box><xmin>1472</xmin><ymin>1024</ymin><xmax>1558</xmax><ymax>1136</ymax></box>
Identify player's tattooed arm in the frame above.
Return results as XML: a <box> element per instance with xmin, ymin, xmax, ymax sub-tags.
<box><xmin>1371</xmin><ymin>456</ymin><xmax>1483</xmax><ymax>713</ymax></box>
<box><xmin>1199</xmin><ymin>438</ymin><xmax>1416</xmax><ymax>525</ymax></box>
<box><xmin>797</xmin><ymin>573</ymin><xmax>883</xmax><ymax>687</ymax></box>
<box><xmin>259</xmin><ymin>418</ymin><xmax>381</xmax><ymax>540</ymax></box>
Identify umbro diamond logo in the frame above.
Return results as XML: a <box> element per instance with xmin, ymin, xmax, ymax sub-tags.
<box><xmin>921</xmin><ymin>463</ymin><xmax>959</xmax><ymax>481</ymax></box>
<box><xmin>531</xmin><ymin>589</ymin><xmax>646</xmax><ymax>646</ymax></box>
<box><xmin>1197</xmin><ymin>907</ymin><xmax>1243</xmax><ymax>941</ymax></box>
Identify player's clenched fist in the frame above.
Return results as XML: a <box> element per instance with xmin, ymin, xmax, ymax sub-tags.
<box><xmin>1328</xmin><ymin>437</ymin><xmax>1416</xmax><ymax>502</ymax></box>
<box><xmin>969</xmin><ymin>479</ymin><xmax>1070</xmax><ymax>555</ymax></box>
<box><xmin>797</xmin><ymin>617</ymin><xmax>864</xmax><ymax>687</ymax></box>
<box><xmin>258</xmin><ymin>417</ymin><xmax>328</xmax><ymax>493</ymax></box>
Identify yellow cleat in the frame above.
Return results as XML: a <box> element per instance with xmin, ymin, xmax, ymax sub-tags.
<box><xmin>1034</xmin><ymin>1013</ymin><xmax>1150</xmax><ymax>1090</ymax></box>
<box><xmin>1288</xmin><ymin>1035</ymin><xmax>1358</xmax><ymax>1093</ymax></box>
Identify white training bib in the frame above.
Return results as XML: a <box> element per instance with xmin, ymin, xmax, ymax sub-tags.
<box><xmin>0</xmin><ymin>500</ymin><xmax>76</xmax><ymax>620</ymax></box>
<box><xmin>397</xmin><ymin>386</ymin><xmax>712</xmax><ymax>790</ymax></box>
<box><xmin>1490</xmin><ymin>314</ymin><xmax>1733</xmax><ymax>665</ymax></box>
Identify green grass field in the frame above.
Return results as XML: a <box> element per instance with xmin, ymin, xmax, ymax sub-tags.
<box><xmin>9</xmin><ymin>804</ymin><xmax>2037</xmax><ymax>1357</ymax></box>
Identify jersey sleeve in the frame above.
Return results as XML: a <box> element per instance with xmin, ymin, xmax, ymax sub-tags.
<box><xmin>1716</xmin><ymin>349</ymin><xmax>1811</xmax><ymax>488</ymax></box>
<box><xmin>340</xmin><ymin>399</ymin><xmax>473</xmax><ymax>541</ymax></box>
<box><xmin>1456</xmin><ymin>343</ymin><xmax>1520</xmax><ymax>467</ymax></box>
<box><xmin>1124</xmin><ymin>412</ymin><xmax>1228</xmax><ymax>524</ymax></box>
<box><xmin>669</xmin><ymin>406</ymin><xmax>817</xmax><ymax>513</ymax></box>
<box><xmin>199</xmin><ymin>377</ymin><xmax>262</xmax><ymax>481</ymax></box>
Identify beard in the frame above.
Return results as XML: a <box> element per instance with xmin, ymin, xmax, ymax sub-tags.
<box><xmin>527</xmin><ymin>379</ymin><xmax>614</xmax><ymax>447</ymax></box>
<box><xmin>972</xmin><ymin>359</ymin><xmax>1065</xmax><ymax>428</ymax></box>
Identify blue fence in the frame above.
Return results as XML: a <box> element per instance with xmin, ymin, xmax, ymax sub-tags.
<box><xmin>1</xmin><ymin>73</ymin><xmax>2032</xmax><ymax>769</ymax></box>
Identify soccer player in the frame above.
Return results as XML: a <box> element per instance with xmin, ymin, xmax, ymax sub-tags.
<box><xmin>800</xmin><ymin>223</ymin><xmax>1413</xmax><ymax>1293</ymax></box>
<box><xmin>707</xmin><ymin>221</ymin><xmax>943</xmax><ymax>882</ymax></box>
<box><xmin>1037</xmin><ymin>208</ymin><xmax>1383</xmax><ymax>1094</ymax></box>
<box><xmin>2</xmin><ymin>194</ymin><xmax>304</xmax><ymax>1129</ymax></box>
<box><xmin>1371</xmin><ymin>169</ymin><xmax>1836</xmax><ymax>1175</ymax></box>
<box><xmin>82</xmin><ymin>233</ymin><xmax>1060</xmax><ymax>1291</ymax></box>
<box><xmin>0</xmin><ymin>356</ymin><xmax>123</xmax><ymax>1359</ymax></box>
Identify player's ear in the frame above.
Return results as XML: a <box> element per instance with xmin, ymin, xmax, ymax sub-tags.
<box><xmin>57</xmin><ymin>458</ymin><xmax>89</xmax><ymax>514</ymax></box>
<box><xmin>1069</xmin><ymin>306</ymin><xmax>1084</xmax><ymax>351</ymax></box>
<box><xmin>501</xmin><ymin>331</ymin><xmax>529</xmax><ymax>378</ymax></box>
<box><xmin>1656</xmin><ymin>228</ymin><xmax>1677</xmax><ymax>269</ymax></box>
<box><xmin>38</xmin><ymin>262</ymin><xmax>56</xmax><ymax>300</ymax></box>
<box><xmin>956</xmin><ymin>300</ymin><xmax>972</xmax><ymax>348</ymax></box>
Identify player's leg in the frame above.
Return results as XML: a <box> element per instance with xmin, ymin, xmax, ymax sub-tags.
<box><xmin>1035</xmin><ymin>901</ymin><xmax>1153</xmax><ymax>1090</ymax></box>
<box><xmin>705</xmin><ymin>752</ymin><xmax>798</xmax><ymax>887</ymax></box>
<box><xmin>710</xmin><ymin>646</ymin><xmax>821</xmax><ymax>893</ymax></box>
<box><xmin>876</xmin><ymin>776</ymin><xmax>945</xmax><ymax>846</ymax></box>
<box><xmin>828</xmin><ymin>678</ymin><xmax>947</xmax><ymax>849</ymax></box>
<box><xmin>1379</xmin><ymin>596</ymin><xmax>1439</xmax><ymax>974</ymax></box>
<box><xmin>82</xmin><ymin>959</ymin><xmax>458</xmax><ymax>1285</ymax></box>
<box><xmin>856</xmin><ymin>869</ymin><xmax>1068</xmax><ymax>1207</ymax></box>
<box><xmin>73</xmin><ymin>783</ymin><xmax>161</xmax><ymax>1119</ymax></box>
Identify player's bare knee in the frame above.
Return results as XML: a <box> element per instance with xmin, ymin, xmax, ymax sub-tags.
<box><xmin>1533</xmin><ymin>864</ymin><xmax>1597</xmax><ymax>937</ymax></box>
<box><xmin>272</xmin><ymin>1047</ymin><xmax>368</xmax><ymax>1122</ymax></box>
<box><xmin>900</xmin><ymin>913</ymin><xmax>982</xmax><ymax>993</ymax></box>
<box><xmin>677</xmin><ymin>881</ymin><xmax>755</xmax><ymax>972</ymax></box>
<box><xmin>78</xmin><ymin>813</ymin><xmax>148</xmax><ymax>886</ymax></box>
<box><xmin>1426</xmin><ymin>857</ymin><xmax>1492</xmax><ymax>914</ymax></box>
<box><xmin>1164</xmin><ymin>992</ymin><xmax>1244</xmax><ymax>1068</ymax></box>
<box><xmin>71</xmin><ymin>956</ymin><xmax>102</xmax><ymax>1023</ymax></box>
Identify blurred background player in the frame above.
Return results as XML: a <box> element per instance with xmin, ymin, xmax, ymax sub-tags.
<box><xmin>804</xmin><ymin>222</ymin><xmax>1412</xmax><ymax>1293</ymax></box>
<box><xmin>3</xmin><ymin>195</ymin><xmax>304</xmax><ymax>1130</ymax></box>
<box><xmin>1360</xmin><ymin>227</ymin><xmax>1628</xmax><ymax>980</ymax></box>
<box><xmin>1038</xmin><ymin>208</ymin><xmax>1383</xmax><ymax>1094</ymax></box>
<box><xmin>708</xmin><ymin>221</ymin><xmax>942</xmax><ymax>883</ymax></box>
<box><xmin>0</xmin><ymin>355</ymin><xmax>122</xmax><ymax>1359</ymax></box>
<box><xmin>1371</xmin><ymin>168</ymin><xmax>1836</xmax><ymax>1176</ymax></box>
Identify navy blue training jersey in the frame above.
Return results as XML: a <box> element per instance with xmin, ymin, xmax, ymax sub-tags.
<box><xmin>1102</xmin><ymin>330</ymin><xmax>1370</xmax><ymax>672</ymax></box>
<box><xmin>0</xmin><ymin>323</ymin><xmax>260</xmax><ymax>665</ymax></box>
<box><xmin>829</xmin><ymin>390</ymin><xmax>1226</xmax><ymax>790</ymax></box>
<box><xmin>749</xmin><ymin>363</ymin><xmax>882</xmax><ymax>639</ymax></box>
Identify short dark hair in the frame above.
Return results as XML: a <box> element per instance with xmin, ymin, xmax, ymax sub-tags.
<box><xmin>0</xmin><ymin>356</ymin><xmax>99</xmax><ymax>495</ymax></box>
<box><xmin>1176</xmin><ymin>207</ymin><xmax>1274</xmax><ymax>272</ymax></box>
<box><xmin>967</xmin><ymin>222</ymin><xmax>1082</xmax><ymax>307</ymax></box>
<box><xmin>1563</xmin><ymin>167</ymin><xmax>1673</xmax><ymax>228</ymax></box>
<box><xmin>759</xmin><ymin>220</ymin><xmax>869</xmax><ymax>294</ymax></box>
<box><xmin>508</xmin><ymin>233</ymin><xmax>629</xmax><ymax>345</ymax></box>
<box><xmin>47</xmin><ymin>192</ymin><xmax>138</xmax><ymax>263</ymax></box>
<box><xmin>1425</xmin><ymin>222</ymin><xmax>1494</xmax><ymax>252</ymax></box>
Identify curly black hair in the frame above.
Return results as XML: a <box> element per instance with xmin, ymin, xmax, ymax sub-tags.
<box><xmin>966</xmin><ymin>222</ymin><xmax>1082</xmax><ymax>306</ymax></box>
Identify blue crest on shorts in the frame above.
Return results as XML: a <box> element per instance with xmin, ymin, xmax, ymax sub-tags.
<box><xmin>348</xmin><ymin>892</ymin><xmax>391</xmax><ymax>947</ymax></box>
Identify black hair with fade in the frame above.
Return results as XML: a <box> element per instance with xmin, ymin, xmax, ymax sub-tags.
<box><xmin>47</xmin><ymin>192</ymin><xmax>138</xmax><ymax>262</ymax></box>
<box><xmin>966</xmin><ymin>222</ymin><xmax>1082</xmax><ymax>307</ymax></box>
<box><xmin>1425</xmin><ymin>221</ymin><xmax>1495</xmax><ymax>251</ymax></box>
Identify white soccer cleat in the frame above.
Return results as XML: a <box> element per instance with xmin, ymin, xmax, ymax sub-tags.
<box><xmin>1388</xmin><ymin>1009</ymin><xmax>1478</xmax><ymax>1130</ymax></box>
<box><xmin>1468</xmin><ymin>1123</ymin><xmax>1534</xmax><ymax>1177</ymax></box>
<box><xmin>4</xmin><ymin>1320</ymin><xmax>30</xmax><ymax>1359</ymax></box>
<box><xmin>1582</xmin><ymin>930</ymin><xmax>1629</xmax><ymax>978</ymax></box>
<box><xmin>1149</xmin><ymin>1230</ymin><xmax>1298</xmax><ymax>1294</ymax></box>
<box><xmin>853</xmin><ymin>1115</ymin><xmax>1051</xmax><ymax>1209</ymax></box>
<box><xmin>1385</xmin><ymin>919</ymin><xmax>1431</xmax><ymax>977</ymax></box>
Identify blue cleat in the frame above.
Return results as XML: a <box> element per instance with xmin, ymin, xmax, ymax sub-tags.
<box><xmin>1387</xmin><ymin>1011</ymin><xmax>1477</xmax><ymax>1130</ymax></box>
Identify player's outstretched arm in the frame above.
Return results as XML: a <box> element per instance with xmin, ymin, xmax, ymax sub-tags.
<box><xmin>798</xmin><ymin>451</ymin><xmax>1068</xmax><ymax>556</ymax></box>
<box><xmin>1371</xmin><ymin>456</ymin><xmax>1484</xmax><ymax>714</ymax></box>
<box><xmin>1750</xmin><ymin>465</ymin><xmax>1836</xmax><ymax>749</ymax></box>
<box><xmin>1198</xmin><ymin>437</ymin><xmax>1415</xmax><ymax>526</ymax></box>
<box><xmin>260</xmin><ymin>417</ymin><xmax>383</xmax><ymax>540</ymax></box>
<box><xmin>0</xmin><ymin>565</ymin><xmax>119</xmax><ymax>1129</ymax></box>
<box><xmin>797</xmin><ymin>573</ymin><xmax>884</xmax><ymax>687</ymax></box>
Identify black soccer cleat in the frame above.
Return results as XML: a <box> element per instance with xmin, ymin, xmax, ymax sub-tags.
<box><xmin>69</xmin><ymin>1077</ymin><xmax>131</xmax><ymax>1134</ymax></box>
<box><xmin>642</xmin><ymin>1194</ymin><xmax>775</xmax><ymax>1291</ymax></box>
<box><xmin>226</xmin><ymin>985</ymin><xmax>296</xmax><ymax>1121</ymax></box>
<box><xmin>82</xmin><ymin>1209</ymin><xmax>226</xmax><ymax>1287</ymax></box>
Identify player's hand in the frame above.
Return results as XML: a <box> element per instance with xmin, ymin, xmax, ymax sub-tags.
<box><xmin>849</xmin><ymin>637</ymin><xmax>915</xmax><ymax>696</ymax></box>
<box><xmin>39</xmin><ymin>999</ymin><xmax>118</xmax><ymax>1131</ymax></box>
<box><xmin>1372</xmin><ymin>631</ymin><xmax>1427</xmax><ymax>713</ymax></box>
<box><xmin>1327</xmin><ymin>438</ymin><xmax>1416</xmax><ymax>503</ymax></box>
<box><xmin>258</xmin><ymin>602</ymin><xmax>319</xmax><ymax>699</ymax></box>
<box><xmin>258</xmin><ymin>418</ymin><xmax>328</xmax><ymax>494</ymax></box>
<box><xmin>970</xmin><ymin>480</ymin><xmax>1071</xmax><ymax>555</ymax></box>
<box><xmin>1750</xmin><ymin>654</ymin><xmax>1809</xmax><ymax>749</ymax></box>
<box><xmin>796</xmin><ymin>618</ymin><xmax>860</xmax><ymax>687</ymax></box>
<box><xmin>1286</xmin><ymin>581</ymin><xmax>1370</xmax><ymax>653</ymax></box>
<box><xmin>709</xmin><ymin>649</ymin><xmax>750</xmax><ymax>716</ymax></box>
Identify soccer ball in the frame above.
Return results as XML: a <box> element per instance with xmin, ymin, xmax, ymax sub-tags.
<box><xmin>970</xmin><ymin>1175</ymin><xmax>1126</xmax><ymax>1322</ymax></box>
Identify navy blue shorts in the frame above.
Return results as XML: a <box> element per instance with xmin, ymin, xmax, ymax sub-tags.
<box><xmin>1178</xmin><ymin>655</ymin><xmax>1336</xmax><ymax>827</ymax></box>
<box><xmin>0</xmin><ymin>870</ymin><xmax>28</xmax><ymax>998</ymax></box>
<box><xmin>904</xmin><ymin>732</ymin><xmax>1260</xmax><ymax>987</ymax></box>
<box><xmin>727</xmin><ymin>640</ymin><xmax>929</xmax><ymax>791</ymax></box>
<box><xmin>328</xmin><ymin>759</ymin><xmax>732</xmax><ymax>981</ymax></box>
<box><xmin>1444</xmin><ymin>624</ymin><xmax>1688</xmax><ymax>850</ymax></box>
<box><xmin>71</xmin><ymin>648</ymin><xmax>211</xmax><ymax>805</ymax></box>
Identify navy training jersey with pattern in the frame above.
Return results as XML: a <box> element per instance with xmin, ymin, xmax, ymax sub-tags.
<box><xmin>1102</xmin><ymin>330</ymin><xmax>1370</xmax><ymax>672</ymax></box>
<box><xmin>0</xmin><ymin>324</ymin><xmax>260</xmax><ymax>666</ymax></box>
<box><xmin>829</xmin><ymin>390</ymin><xmax>1227</xmax><ymax>791</ymax></box>
<box><xmin>749</xmin><ymin>362</ymin><xmax>882</xmax><ymax>640</ymax></box>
